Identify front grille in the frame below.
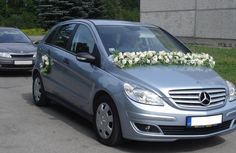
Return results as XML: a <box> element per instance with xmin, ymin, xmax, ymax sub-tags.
<box><xmin>1</xmin><ymin>64</ymin><xmax>33</xmax><ymax>68</ymax></box>
<box><xmin>169</xmin><ymin>88</ymin><xmax>226</xmax><ymax>109</ymax></box>
<box><xmin>11</xmin><ymin>54</ymin><xmax>34</xmax><ymax>58</ymax></box>
<box><xmin>159</xmin><ymin>120</ymin><xmax>231</xmax><ymax>135</ymax></box>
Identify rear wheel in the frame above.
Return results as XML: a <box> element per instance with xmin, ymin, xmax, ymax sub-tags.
<box><xmin>32</xmin><ymin>73</ymin><xmax>49</xmax><ymax>106</ymax></box>
<box><xmin>94</xmin><ymin>96</ymin><xmax>122</xmax><ymax>146</ymax></box>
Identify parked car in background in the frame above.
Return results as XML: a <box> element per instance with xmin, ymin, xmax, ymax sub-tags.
<box><xmin>0</xmin><ymin>27</ymin><xmax>37</xmax><ymax>71</ymax></box>
<box><xmin>32</xmin><ymin>19</ymin><xmax>236</xmax><ymax>146</ymax></box>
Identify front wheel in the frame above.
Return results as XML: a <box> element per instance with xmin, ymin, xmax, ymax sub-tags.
<box><xmin>94</xmin><ymin>96</ymin><xmax>122</xmax><ymax>146</ymax></box>
<box><xmin>32</xmin><ymin>73</ymin><xmax>49</xmax><ymax>106</ymax></box>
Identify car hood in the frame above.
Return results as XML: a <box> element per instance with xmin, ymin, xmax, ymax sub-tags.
<box><xmin>109</xmin><ymin>65</ymin><xmax>227</xmax><ymax>97</ymax></box>
<box><xmin>0</xmin><ymin>43</ymin><xmax>36</xmax><ymax>53</ymax></box>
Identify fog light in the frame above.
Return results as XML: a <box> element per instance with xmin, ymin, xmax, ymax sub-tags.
<box><xmin>134</xmin><ymin>123</ymin><xmax>161</xmax><ymax>133</ymax></box>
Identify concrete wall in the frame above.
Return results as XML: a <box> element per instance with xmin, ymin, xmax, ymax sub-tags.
<box><xmin>140</xmin><ymin>0</ymin><xmax>236</xmax><ymax>47</ymax></box>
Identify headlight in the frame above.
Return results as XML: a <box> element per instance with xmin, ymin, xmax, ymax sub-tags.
<box><xmin>124</xmin><ymin>83</ymin><xmax>164</xmax><ymax>106</ymax></box>
<box><xmin>0</xmin><ymin>52</ymin><xmax>11</xmax><ymax>58</ymax></box>
<box><xmin>226</xmin><ymin>81</ymin><xmax>236</xmax><ymax>102</ymax></box>
<box><xmin>33</xmin><ymin>53</ymin><xmax>37</xmax><ymax>58</ymax></box>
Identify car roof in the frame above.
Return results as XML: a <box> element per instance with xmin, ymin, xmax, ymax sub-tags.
<box><xmin>62</xmin><ymin>19</ymin><xmax>156</xmax><ymax>27</ymax></box>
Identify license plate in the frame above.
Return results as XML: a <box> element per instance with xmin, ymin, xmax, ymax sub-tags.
<box><xmin>187</xmin><ymin>115</ymin><xmax>222</xmax><ymax>127</ymax></box>
<box><xmin>14</xmin><ymin>61</ymin><xmax>32</xmax><ymax>65</ymax></box>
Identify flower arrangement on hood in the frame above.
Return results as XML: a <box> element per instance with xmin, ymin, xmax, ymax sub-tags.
<box><xmin>112</xmin><ymin>51</ymin><xmax>215</xmax><ymax>69</ymax></box>
<box><xmin>40</xmin><ymin>54</ymin><xmax>53</xmax><ymax>74</ymax></box>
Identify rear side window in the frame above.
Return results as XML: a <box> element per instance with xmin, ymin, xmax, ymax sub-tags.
<box><xmin>51</xmin><ymin>24</ymin><xmax>76</xmax><ymax>49</ymax></box>
<box><xmin>45</xmin><ymin>27</ymin><xmax>58</xmax><ymax>44</ymax></box>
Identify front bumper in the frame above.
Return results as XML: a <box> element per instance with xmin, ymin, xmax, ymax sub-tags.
<box><xmin>116</xmin><ymin>95</ymin><xmax>236</xmax><ymax>142</ymax></box>
<box><xmin>0</xmin><ymin>57</ymin><xmax>34</xmax><ymax>71</ymax></box>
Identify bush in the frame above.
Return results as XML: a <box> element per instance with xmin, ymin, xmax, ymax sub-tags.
<box><xmin>120</xmin><ymin>8</ymin><xmax>139</xmax><ymax>21</ymax></box>
<box><xmin>21</xmin><ymin>28</ymin><xmax>46</xmax><ymax>36</ymax></box>
<box><xmin>0</xmin><ymin>12</ymin><xmax>39</xmax><ymax>29</ymax></box>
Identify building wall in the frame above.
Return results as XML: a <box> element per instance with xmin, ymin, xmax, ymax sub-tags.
<box><xmin>140</xmin><ymin>0</ymin><xmax>236</xmax><ymax>47</ymax></box>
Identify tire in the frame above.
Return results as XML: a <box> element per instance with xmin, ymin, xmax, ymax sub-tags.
<box><xmin>94</xmin><ymin>95</ymin><xmax>122</xmax><ymax>146</ymax></box>
<box><xmin>32</xmin><ymin>73</ymin><xmax>49</xmax><ymax>106</ymax></box>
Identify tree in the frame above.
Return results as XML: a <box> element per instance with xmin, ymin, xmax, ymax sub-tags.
<box><xmin>90</xmin><ymin>0</ymin><xmax>106</xmax><ymax>18</ymax></box>
<box><xmin>69</xmin><ymin>0</ymin><xmax>88</xmax><ymax>18</ymax></box>
<box><xmin>120</xmin><ymin>0</ymin><xmax>140</xmax><ymax>9</ymax></box>
<box><xmin>0</xmin><ymin>0</ymin><xmax>39</xmax><ymax>28</ymax></box>
<box><xmin>38</xmin><ymin>0</ymin><xmax>107</xmax><ymax>29</ymax></box>
<box><xmin>104</xmin><ymin>0</ymin><xmax>122</xmax><ymax>19</ymax></box>
<box><xmin>103</xmin><ymin>0</ymin><xmax>140</xmax><ymax>21</ymax></box>
<box><xmin>0</xmin><ymin>0</ymin><xmax>6</xmax><ymax>15</ymax></box>
<box><xmin>37</xmin><ymin>0</ymin><xmax>75</xmax><ymax>29</ymax></box>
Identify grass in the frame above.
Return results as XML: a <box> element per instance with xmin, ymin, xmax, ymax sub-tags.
<box><xmin>189</xmin><ymin>45</ymin><xmax>236</xmax><ymax>85</ymax></box>
<box><xmin>21</xmin><ymin>28</ymin><xmax>47</xmax><ymax>36</ymax></box>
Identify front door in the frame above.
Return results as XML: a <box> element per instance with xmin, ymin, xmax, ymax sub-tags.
<box><xmin>58</xmin><ymin>24</ymin><xmax>101</xmax><ymax>111</ymax></box>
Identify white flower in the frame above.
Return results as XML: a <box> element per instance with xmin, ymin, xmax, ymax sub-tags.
<box><xmin>139</xmin><ymin>53</ymin><xmax>146</xmax><ymax>58</ymax></box>
<box><xmin>118</xmin><ymin>52</ymin><xmax>123</xmax><ymax>59</ymax></box>
<box><xmin>147</xmin><ymin>51</ymin><xmax>154</xmax><ymax>57</ymax></box>
<box><xmin>128</xmin><ymin>59</ymin><xmax>133</xmax><ymax>65</ymax></box>
<box><xmin>168</xmin><ymin>55</ymin><xmax>173</xmax><ymax>60</ymax></box>
<box><xmin>40</xmin><ymin>54</ymin><xmax>52</xmax><ymax>74</ymax></box>
<box><xmin>197</xmin><ymin>59</ymin><xmax>203</xmax><ymax>65</ymax></box>
<box><xmin>112</xmin><ymin>51</ymin><xmax>215</xmax><ymax>69</ymax></box>
<box><xmin>130</xmin><ymin>52</ymin><xmax>135</xmax><ymax>57</ymax></box>
<box><xmin>114</xmin><ymin>57</ymin><xmax>118</xmax><ymax>62</ymax></box>
<box><xmin>134</xmin><ymin>58</ymin><xmax>139</xmax><ymax>64</ymax></box>
<box><xmin>158</xmin><ymin>55</ymin><xmax>163</xmax><ymax>60</ymax></box>
<box><xmin>42</xmin><ymin>55</ymin><xmax>47</xmax><ymax>60</ymax></box>
<box><xmin>177</xmin><ymin>52</ymin><xmax>183</xmax><ymax>56</ymax></box>
<box><xmin>152</xmin><ymin>55</ymin><xmax>158</xmax><ymax>63</ymax></box>
<box><xmin>165</xmin><ymin>58</ymin><xmax>170</xmax><ymax>63</ymax></box>
<box><xmin>122</xmin><ymin>59</ymin><xmax>127</xmax><ymax>65</ymax></box>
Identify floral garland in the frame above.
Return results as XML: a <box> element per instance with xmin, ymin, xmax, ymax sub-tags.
<box><xmin>40</xmin><ymin>54</ymin><xmax>53</xmax><ymax>75</ymax></box>
<box><xmin>112</xmin><ymin>51</ymin><xmax>215</xmax><ymax>69</ymax></box>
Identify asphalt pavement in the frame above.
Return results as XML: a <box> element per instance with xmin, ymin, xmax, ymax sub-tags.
<box><xmin>1</xmin><ymin>71</ymin><xmax>236</xmax><ymax>153</ymax></box>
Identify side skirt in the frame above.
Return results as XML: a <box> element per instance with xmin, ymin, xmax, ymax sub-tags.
<box><xmin>46</xmin><ymin>92</ymin><xmax>93</xmax><ymax>122</ymax></box>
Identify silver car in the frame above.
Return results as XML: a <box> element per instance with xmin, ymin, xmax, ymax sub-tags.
<box><xmin>32</xmin><ymin>19</ymin><xmax>236</xmax><ymax>146</ymax></box>
<box><xmin>0</xmin><ymin>27</ymin><xmax>36</xmax><ymax>71</ymax></box>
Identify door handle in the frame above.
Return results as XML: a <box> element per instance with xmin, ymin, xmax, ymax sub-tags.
<box><xmin>63</xmin><ymin>58</ymin><xmax>69</xmax><ymax>65</ymax></box>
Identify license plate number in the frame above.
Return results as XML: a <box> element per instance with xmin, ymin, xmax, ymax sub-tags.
<box><xmin>14</xmin><ymin>61</ymin><xmax>32</xmax><ymax>65</ymax></box>
<box><xmin>187</xmin><ymin>115</ymin><xmax>222</xmax><ymax>127</ymax></box>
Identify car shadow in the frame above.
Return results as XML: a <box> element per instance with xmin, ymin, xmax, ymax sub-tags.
<box><xmin>117</xmin><ymin>136</ymin><xmax>225</xmax><ymax>152</ymax></box>
<box><xmin>21</xmin><ymin>93</ymin><xmax>96</xmax><ymax>139</ymax></box>
<box><xmin>22</xmin><ymin>92</ymin><xmax>226</xmax><ymax>152</ymax></box>
<box><xmin>0</xmin><ymin>71</ymin><xmax>32</xmax><ymax>77</ymax></box>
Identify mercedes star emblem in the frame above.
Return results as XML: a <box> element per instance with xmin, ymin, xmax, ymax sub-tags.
<box><xmin>199</xmin><ymin>92</ymin><xmax>211</xmax><ymax>106</ymax></box>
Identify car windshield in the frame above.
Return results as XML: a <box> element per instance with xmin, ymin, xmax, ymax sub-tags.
<box><xmin>97</xmin><ymin>25</ymin><xmax>189</xmax><ymax>54</ymax></box>
<box><xmin>0</xmin><ymin>28</ymin><xmax>31</xmax><ymax>43</ymax></box>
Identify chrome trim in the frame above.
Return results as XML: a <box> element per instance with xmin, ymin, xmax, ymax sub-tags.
<box><xmin>169</xmin><ymin>88</ymin><xmax>226</xmax><ymax>110</ymax></box>
<box><xmin>128</xmin><ymin>111</ymin><xmax>176</xmax><ymax>121</ymax></box>
<box><xmin>130</xmin><ymin>122</ymin><xmax>164</xmax><ymax>136</ymax></box>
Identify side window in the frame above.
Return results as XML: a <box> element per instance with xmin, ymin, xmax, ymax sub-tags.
<box><xmin>71</xmin><ymin>25</ymin><xmax>95</xmax><ymax>54</ymax></box>
<box><xmin>51</xmin><ymin>24</ymin><xmax>76</xmax><ymax>49</ymax></box>
<box><xmin>45</xmin><ymin>27</ymin><xmax>58</xmax><ymax>44</ymax></box>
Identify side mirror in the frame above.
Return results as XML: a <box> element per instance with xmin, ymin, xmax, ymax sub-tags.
<box><xmin>76</xmin><ymin>52</ymin><xmax>95</xmax><ymax>63</ymax></box>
